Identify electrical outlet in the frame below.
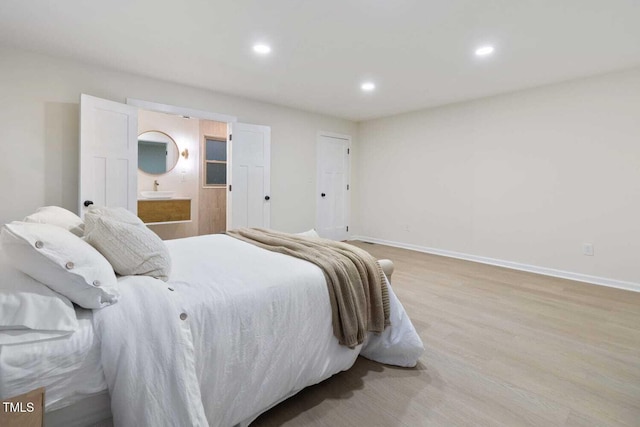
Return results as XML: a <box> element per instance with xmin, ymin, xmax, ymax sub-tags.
<box><xmin>404</xmin><ymin>224</ymin><xmax>410</xmax><ymax>232</ymax></box>
<box><xmin>181</xmin><ymin>171</ymin><xmax>187</xmax><ymax>182</ymax></box>
<box><xmin>582</xmin><ymin>243</ymin><xmax>594</xmax><ymax>256</ymax></box>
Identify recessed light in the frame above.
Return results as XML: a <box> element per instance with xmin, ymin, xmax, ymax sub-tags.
<box><xmin>361</xmin><ymin>82</ymin><xmax>376</xmax><ymax>92</ymax></box>
<box><xmin>253</xmin><ymin>44</ymin><xmax>271</xmax><ymax>55</ymax></box>
<box><xmin>475</xmin><ymin>46</ymin><xmax>494</xmax><ymax>56</ymax></box>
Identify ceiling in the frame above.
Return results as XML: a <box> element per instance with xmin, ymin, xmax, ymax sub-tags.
<box><xmin>1</xmin><ymin>0</ymin><xmax>639</xmax><ymax>121</ymax></box>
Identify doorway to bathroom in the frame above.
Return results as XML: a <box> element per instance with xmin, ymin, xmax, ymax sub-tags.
<box><xmin>78</xmin><ymin>94</ymin><xmax>271</xmax><ymax>240</ymax></box>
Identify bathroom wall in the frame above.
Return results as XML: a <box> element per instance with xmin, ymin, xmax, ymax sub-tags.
<box><xmin>198</xmin><ymin>120</ymin><xmax>228</xmax><ymax>235</ymax></box>
<box><xmin>137</xmin><ymin>110</ymin><xmax>200</xmax><ymax>239</ymax></box>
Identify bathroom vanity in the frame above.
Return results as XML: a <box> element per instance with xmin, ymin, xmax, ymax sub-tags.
<box><xmin>137</xmin><ymin>198</ymin><xmax>192</xmax><ymax>225</ymax></box>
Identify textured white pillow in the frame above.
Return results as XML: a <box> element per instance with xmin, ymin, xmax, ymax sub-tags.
<box><xmin>24</xmin><ymin>206</ymin><xmax>85</xmax><ymax>237</ymax></box>
<box><xmin>86</xmin><ymin>206</ymin><xmax>144</xmax><ymax>225</ymax></box>
<box><xmin>0</xmin><ymin>222</ymin><xmax>119</xmax><ymax>309</ymax></box>
<box><xmin>296</xmin><ymin>229</ymin><xmax>320</xmax><ymax>239</ymax></box>
<box><xmin>0</xmin><ymin>250</ymin><xmax>79</xmax><ymax>345</ymax></box>
<box><xmin>84</xmin><ymin>210</ymin><xmax>171</xmax><ymax>281</ymax></box>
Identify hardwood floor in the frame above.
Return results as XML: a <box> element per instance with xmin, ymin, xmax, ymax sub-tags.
<box><xmin>252</xmin><ymin>242</ymin><xmax>640</xmax><ymax>427</ymax></box>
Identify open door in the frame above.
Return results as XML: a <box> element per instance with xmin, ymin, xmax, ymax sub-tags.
<box><xmin>228</xmin><ymin>123</ymin><xmax>271</xmax><ymax>229</ymax></box>
<box><xmin>79</xmin><ymin>94</ymin><xmax>138</xmax><ymax>216</ymax></box>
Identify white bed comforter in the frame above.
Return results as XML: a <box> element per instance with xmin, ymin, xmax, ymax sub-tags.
<box><xmin>93</xmin><ymin>234</ymin><xmax>423</xmax><ymax>427</ymax></box>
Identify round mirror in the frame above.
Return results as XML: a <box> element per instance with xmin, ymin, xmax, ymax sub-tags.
<box><xmin>137</xmin><ymin>131</ymin><xmax>179</xmax><ymax>175</ymax></box>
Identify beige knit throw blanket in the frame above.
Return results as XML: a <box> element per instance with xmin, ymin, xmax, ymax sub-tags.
<box><xmin>226</xmin><ymin>228</ymin><xmax>390</xmax><ymax>348</ymax></box>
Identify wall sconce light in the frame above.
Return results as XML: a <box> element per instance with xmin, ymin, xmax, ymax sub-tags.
<box><xmin>181</xmin><ymin>148</ymin><xmax>189</xmax><ymax>160</ymax></box>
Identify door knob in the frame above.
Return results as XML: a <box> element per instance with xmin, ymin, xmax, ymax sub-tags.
<box><xmin>83</xmin><ymin>200</ymin><xmax>94</xmax><ymax>207</ymax></box>
<box><xmin>321</xmin><ymin>193</ymin><xmax>326</xmax><ymax>198</ymax></box>
<box><xmin>264</xmin><ymin>195</ymin><xmax>270</xmax><ymax>201</ymax></box>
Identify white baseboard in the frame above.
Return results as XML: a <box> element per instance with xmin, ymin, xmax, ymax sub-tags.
<box><xmin>352</xmin><ymin>235</ymin><xmax>640</xmax><ymax>293</ymax></box>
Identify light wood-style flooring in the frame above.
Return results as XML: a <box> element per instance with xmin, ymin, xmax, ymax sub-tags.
<box><xmin>253</xmin><ymin>242</ymin><xmax>640</xmax><ymax>427</ymax></box>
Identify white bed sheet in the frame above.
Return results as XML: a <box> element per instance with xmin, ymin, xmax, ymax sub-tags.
<box><xmin>94</xmin><ymin>234</ymin><xmax>423</xmax><ymax>427</ymax></box>
<box><xmin>0</xmin><ymin>308</ymin><xmax>107</xmax><ymax>411</ymax></box>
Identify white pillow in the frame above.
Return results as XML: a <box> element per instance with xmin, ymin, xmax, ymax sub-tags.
<box><xmin>87</xmin><ymin>206</ymin><xmax>144</xmax><ymax>225</ymax></box>
<box><xmin>84</xmin><ymin>210</ymin><xmax>171</xmax><ymax>281</ymax></box>
<box><xmin>296</xmin><ymin>229</ymin><xmax>320</xmax><ymax>239</ymax></box>
<box><xmin>0</xmin><ymin>222</ymin><xmax>119</xmax><ymax>309</ymax></box>
<box><xmin>24</xmin><ymin>206</ymin><xmax>85</xmax><ymax>237</ymax></box>
<box><xmin>0</xmin><ymin>250</ymin><xmax>79</xmax><ymax>345</ymax></box>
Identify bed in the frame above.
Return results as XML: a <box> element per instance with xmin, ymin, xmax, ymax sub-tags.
<box><xmin>1</xmin><ymin>211</ymin><xmax>423</xmax><ymax>427</ymax></box>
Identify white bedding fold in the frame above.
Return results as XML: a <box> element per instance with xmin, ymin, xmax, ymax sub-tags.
<box><xmin>93</xmin><ymin>275</ymin><xmax>208</xmax><ymax>426</ymax></box>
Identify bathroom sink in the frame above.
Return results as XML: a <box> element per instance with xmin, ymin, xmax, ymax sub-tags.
<box><xmin>141</xmin><ymin>191</ymin><xmax>176</xmax><ymax>200</ymax></box>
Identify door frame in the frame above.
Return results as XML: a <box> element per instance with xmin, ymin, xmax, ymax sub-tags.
<box><xmin>126</xmin><ymin>98</ymin><xmax>237</xmax><ymax>231</ymax></box>
<box><xmin>316</xmin><ymin>131</ymin><xmax>352</xmax><ymax>240</ymax></box>
<box><xmin>126</xmin><ymin>98</ymin><xmax>237</xmax><ymax>124</ymax></box>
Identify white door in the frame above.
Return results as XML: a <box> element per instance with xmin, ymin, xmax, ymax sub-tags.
<box><xmin>79</xmin><ymin>94</ymin><xmax>138</xmax><ymax>216</ymax></box>
<box><xmin>229</xmin><ymin>123</ymin><xmax>271</xmax><ymax>229</ymax></box>
<box><xmin>317</xmin><ymin>133</ymin><xmax>351</xmax><ymax>240</ymax></box>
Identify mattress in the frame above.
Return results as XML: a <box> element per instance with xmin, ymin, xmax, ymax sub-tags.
<box><xmin>0</xmin><ymin>308</ymin><xmax>107</xmax><ymax>411</ymax></box>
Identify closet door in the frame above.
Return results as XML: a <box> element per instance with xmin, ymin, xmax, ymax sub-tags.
<box><xmin>228</xmin><ymin>123</ymin><xmax>271</xmax><ymax>229</ymax></box>
<box><xmin>79</xmin><ymin>94</ymin><xmax>138</xmax><ymax>216</ymax></box>
<box><xmin>316</xmin><ymin>133</ymin><xmax>350</xmax><ymax>241</ymax></box>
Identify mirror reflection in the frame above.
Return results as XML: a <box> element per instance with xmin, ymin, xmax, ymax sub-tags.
<box><xmin>138</xmin><ymin>131</ymin><xmax>179</xmax><ymax>175</ymax></box>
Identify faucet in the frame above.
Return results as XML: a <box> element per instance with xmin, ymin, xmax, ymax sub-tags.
<box><xmin>153</xmin><ymin>180</ymin><xmax>159</xmax><ymax>191</ymax></box>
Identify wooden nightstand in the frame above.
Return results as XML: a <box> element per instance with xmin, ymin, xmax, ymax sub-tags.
<box><xmin>0</xmin><ymin>387</ymin><xmax>44</xmax><ymax>427</ymax></box>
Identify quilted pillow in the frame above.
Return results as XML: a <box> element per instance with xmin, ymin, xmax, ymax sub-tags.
<box><xmin>86</xmin><ymin>206</ymin><xmax>144</xmax><ymax>225</ymax></box>
<box><xmin>84</xmin><ymin>208</ymin><xmax>171</xmax><ymax>281</ymax></box>
<box><xmin>0</xmin><ymin>222</ymin><xmax>119</xmax><ymax>309</ymax></box>
<box><xmin>24</xmin><ymin>206</ymin><xmax>85</xmax><ymax>237</ymax></box>
<box><xmin>0</xmin><ymin>249</ymin><xmax>79</xmax><ymax>345</ymax></box>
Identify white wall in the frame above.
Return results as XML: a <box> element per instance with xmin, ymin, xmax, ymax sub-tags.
<box><xmin>137</xmin><ymin>110</ymin><xmax>200</xmax><ymax>238</ymax></box>
<box><xmin>355</xmin><ymin>67</ymin><xmax>640</xmax><ymax>285</ymax></box>
<box><xmin>2</xmin><ymin>46</ymin><xmax>637</xmax><ymax>287</ymax></box>
<box><xmin>0</xmin><ymin>46</ymin><xmax>356</xmax><ymax>233</ymax></box>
